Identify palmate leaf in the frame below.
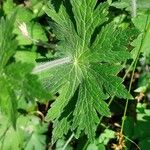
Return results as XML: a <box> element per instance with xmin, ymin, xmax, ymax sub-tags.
<box><xmin>37</xmin><ymin>0</ymin><xmax>135</xmax><ymax>141</ymax></box>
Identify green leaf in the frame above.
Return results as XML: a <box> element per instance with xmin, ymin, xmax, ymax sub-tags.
<box><xmin>0</xmin><ymin>14</ymin><xmax>18</xmax><ymax>127</ymax></box>
<box><xmin>123</xmin><ymin>117</ymin><xmax>134</xmax><ymax>149</ymax></box>
<box><xmin>132</xmin><ymin>14</ymin><xmax>150</xmax><ymax>58</ymax></box>
<box><xmin>0</xmin><ymin>77</ymin><xmax>17</xmax><ymax>127</ymax></box>
<box><xmin>45</xmin><ymin>64</ymin><xmax>80</xmax><ymax>120</ymax></box>
<box><xmin>134</xmin><ymin>104</ymin><xmax>150</xmax><ymax>139</ymax></box>
<box><xmin>14</xmin><ymin>51</ymin><xmax>37</xmax><ymax>64</ymax></box>
<box><xmin>91</xmin><ymin>24</ymin><xmax>136</xmax><ymax>63</ymax></box>
<box><xmin>5</xmin><ymin>62</ymin><xmax>51</xmax><ymax>101</ymax></box>
<box><xmin>52</xmin><ymin>118</ymin><xmax>71</xmax><ymax>143</ymax></box>
<box><xmin>0</xmin><ymin>127</ymin><xmax>23</xmax><ymax>150</ymax></box>
<box><xmin>3</xmin><ymin>0</ymin><xmax>15</xmax><ymax>15</ymax></box>
<box><xmin>135</xmin><ymin>72</ymin><xmax>150</xmax><ymax>93</ymax></box>
<box><xmin>0</xmin><ymin>114</ymin><xmax>24</xmax><ymax>150</ymax></box>
<box><xmin>70</xmin><ymin>0</ymin><xmax>108</xmax><ymax>45</ymax></box>
<box><xmin>0</xmin><ymin>62</ymin><xmax>51</xmax><ymax>127</ymax></box>
<box><xmin>45</xmin><ymin>0</ymin><xmax>77</xmax><ymax>53</ymax></box>
<box><xmin>0</xmin><ymin>115</ymin><xmax>47</xmax><ymax>150</ymax></box>
<box><xmin>24</xmin><ymin>125</ymin><xmax>47</xmax><ymax>150</ymax></box>
<box><xmin>86</xmin><ymin>128</ymin><xmax>115</xmax><ymax>150</ymax></box>
<box><xmin>31</xmin><ymin>0</ymin><xmax>46</xmax><ymax>18</ymax></box>
<box><xmin>0</xmin><ymin>14</ymin><xmax>17</xmax><ymax>70</ymax></box>
<box><xmin>19</xmin><ymin>116</ymin><xmax>48</xmax><ymax>150</ymax></box>
<box><xmin>87</xmin><ymin>143</ymin><xmax>106</xmax><ymax>150</ymax></box>
<box><xmin>37</xmin><ymin>0</ymin><xmax>135</xmax><ymax>141</ymax></box>
<box><xmin>111</xmin><ymin>0</ymin><xmax>130</xmax><ymax>10</ymax></box>
<box><xmin>15</xmin><ymin>6</ymin><xmax>33</xmax><ymax>22</ymax></box>
<box><xmin>139</xmin><ymin>137</ymin><xmax>150</xmax><ymax>150</ymax></box>
<box><xmin>98</xmin><ymin>129</ymin><xmax>115</xmax><ymax>145</ymax></box>
<box><xmin>123</xmin><ymin>117</ymin><xmax>134</xmax><ymax>138</ymax></box>
<box><xmin>0</xmin><ymin>13</ymin><xmax>52</xmax><ymax>149</ymax></box>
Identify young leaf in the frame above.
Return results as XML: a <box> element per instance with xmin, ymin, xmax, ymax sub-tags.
<box><xmin>36</xmin><ymin>0</ymin><xmax>135</xmax><ymax>141</ymax></box>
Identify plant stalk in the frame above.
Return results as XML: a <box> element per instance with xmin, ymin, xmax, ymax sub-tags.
<box><xmin>131</xmin><ymin>0</ymin><xmax>137</xmax><ymax>17</ymax></box>
<box><xmin>62</xmin><ymin>133</ymin><xmax>74</xmax><ymax>150</ymax></box>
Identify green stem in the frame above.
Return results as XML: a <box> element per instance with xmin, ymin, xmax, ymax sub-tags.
<box><xmin>62</xmin><ymin>133</ymin><xmax>74</xmax><ymax>150</ymax></box>
<box><xmin>121</xmin><ymin>62</ymin><xmax>136</xmax><ymax>134</ymax></box>
<box><xmin>124</xmin><ymin>135</ymin><xmax>141</xmax><ymax>150</ymax></box>
<box><xmin>121</xmin><ymin>14</ymin><xmax>150</xmax><ymax>134</ymax></box>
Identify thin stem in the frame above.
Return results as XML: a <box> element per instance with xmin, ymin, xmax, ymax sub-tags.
<box><xmin>124</xmin><ymin>135</ymin><xmax>141</xmax><ymax>150</ymax></box>
<box><xmin>120</xmin><ymin>63</ymin><xmax>136</xmax><ymax>134</ymax></box>
<box><xmin>123</xmin><ymin>61</ymin><xmax>134</xmax><ymax>80</ymax></box>
<box><xmin>131</xmin><ymin>0</ymin><xmax>137</xmax><ymax>18</ymax></box>
<box><xmin>121</xmin><ymin>14</ymin><xmax>150</xmax><ymax>134</ymax></box>
<box><xmin>0</xmin><ymin>126</ymin><xmax>10</xmax><ymax>141</ymax></box>
<box><xmin>62</xmin><ymin>133</ymin><xmax>74</xmax><ymax>150</ymax></box>
<box><xmin>32</xmin><ymin>56</ymin><xmax>71</xmax><ymax>73</ymax></box>
<box><xmin>82</xmin><ymin>140</ymin><xmax>90</xmax><ymax>150</ymax></box>
<box><xmin>0</xmin><ymin>125</ymin><xmax>10</xmax><ymax>150</ymax></box>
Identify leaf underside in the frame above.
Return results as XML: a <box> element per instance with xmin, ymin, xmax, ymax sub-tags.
<box><xmin>38</xmin><ymin>0</ymin><xmax>136</xmax><ymax>141</ymax></box>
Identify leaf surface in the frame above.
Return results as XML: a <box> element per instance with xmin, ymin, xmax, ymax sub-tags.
<box><xmin>37</xmin><ymin>0</ymin><xmax>136</xmax><ymax>141</ymax></box>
